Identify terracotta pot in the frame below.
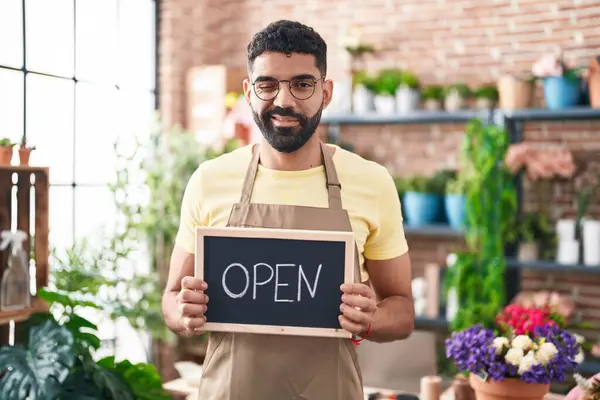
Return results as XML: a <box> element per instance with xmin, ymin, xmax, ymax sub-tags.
<box><xmin>424</xmin><ymin>99</ymin><xmax>442</xmax><ymax>111</ymax></box>
<box><xmin>18</xmin><ymin>147</ymin><xmax>33</xmax><ymax>166</ymax></box>
<box><xmin>588</xmin><ymin>56</ymin><xmax>600</xmax><ymax>109</ymax></box>
<box><xmin>0</xmin><ymin>146</ymin><xmax>13</xmax><ymax>165</ymax></box>
<box><xmin>497</xmin><ymin>75</ymin><xmax>534</xmax><ymax>110</ymax></box>
<box><xmin>469</xmin><ymin>375</ymin><xmax>549</xmax><ymax>400</ymax></box>
<box><xmin>454</xmin><ymin>375</ymin><xmax>476</xmax><ymax>400</ymax></box>
<box><xmin>475</xmin><ymin>98</ymin><xmax>496</xmax><ymax>110</ymax></box>
<box><xmin>518</xmin><ymin>242</ymin><xmax>539</xmax><ymax>261</ymax></box>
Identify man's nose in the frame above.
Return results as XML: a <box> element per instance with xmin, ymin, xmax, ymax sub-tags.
<box><xmin>273</xmin><ymin>83</ymin><xmax>297</xmax><ymax>109</ymax></box>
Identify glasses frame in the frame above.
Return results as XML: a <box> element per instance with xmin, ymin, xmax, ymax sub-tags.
<box><xmin>252</xmin><ymin>75</ymin><xmax>325</xmax><ymax>101</ymax></box>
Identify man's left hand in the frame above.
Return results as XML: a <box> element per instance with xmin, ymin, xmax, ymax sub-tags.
<box><xmin>339</xmin><ymin>283</ymin><xmax>377</xmax><ymax>336</ymax></box>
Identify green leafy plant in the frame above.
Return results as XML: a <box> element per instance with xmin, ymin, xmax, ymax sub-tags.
<box><xmin>0</xmin><ymin>288</ymin><xmax>171</xmax><ymax>400</ymax></box>
<box><xmin>444</xmin><ymin>119</ymin><xmax>517</xmax><ymax>332</ymax></box>
<box><xmin>0</xmin><ymin>138</ymin><xmax>15</xmax><ymax>147</ymax></box>
<box><xmin>446</xmin><ymin>175</ymin><xmax>471</xmax><ymax>195</ymax></box>
<box><xmin>399</xmin><ymin>70</ymin><xmax>420</xmax><ymax>90</ymax></box>
<box><xmin>421</xmin><ymin>86</ymin><xmax>445</xmax><ymax>101</ymax></box>
<box><xmin>474</xmin><ymin>85</ymin><xmax>499</xmax><ymax>101</ymax></box>
<box><xmin>353</xmin><ymin>71</ymin><xmax>378</xmax><ymax>93</ymax></box>
<box><xmin>444</xmin><ymin>83</ymin><xmax>472</xmax><ymax>98</ymax></box>
<box><xmin>374</xmin><ymin>69</ymin><xmax>403</xmax><ymax>96</ymax></box>
<box><xmin>405</xmin><ymin>175</ymin><xmax>446</xmax><ymax>195</ymax></box>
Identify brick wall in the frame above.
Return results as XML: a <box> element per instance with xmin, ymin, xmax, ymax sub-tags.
<box><xmin>159</xmin><ymin>0</ymin><xmax>600</xmax><ymax>352</ymax></box>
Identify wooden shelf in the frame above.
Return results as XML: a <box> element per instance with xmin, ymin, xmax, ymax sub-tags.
<box><xmin>0</xmin><ymin>165</ymin><xmax>49</xmax><ymax>173</ymax></box>
<box><xmin>0</xmin><ymin>299</ymin><xmax>48</xmax><ymax>325</ymax></box>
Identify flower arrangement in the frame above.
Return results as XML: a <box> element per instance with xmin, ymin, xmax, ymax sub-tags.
<box><xmin>532</xmin><ymin>52</ymin><xmax>583</xmax><ymax>81</ymax></box>
<box><xmin>446</xmin><ymin>304</ymin><xmax>584</xmax><ymax>385</ymax></box>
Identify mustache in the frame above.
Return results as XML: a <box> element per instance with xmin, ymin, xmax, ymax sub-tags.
<box><xmin>264</xmin><ymin>107</ymin><xmax>306</xmax><ymax>121</ymax></box>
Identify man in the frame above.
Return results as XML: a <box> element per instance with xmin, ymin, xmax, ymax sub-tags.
<box><xmin>162</xmin><ymin>20</ymin><xmax>414</xmax><ymax>400</ymax></box>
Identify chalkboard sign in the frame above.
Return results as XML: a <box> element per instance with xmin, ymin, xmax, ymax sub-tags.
<box><xmin>194</xmin><ymin>226</ymin><xmax>355</xmax><ymax>338</ymax></box>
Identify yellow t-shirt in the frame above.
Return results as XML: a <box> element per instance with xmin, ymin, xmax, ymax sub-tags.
<box><xmin>175</xmin><ymin>144</ymin><xmax>408</xmax><ymax>281</ymax></box>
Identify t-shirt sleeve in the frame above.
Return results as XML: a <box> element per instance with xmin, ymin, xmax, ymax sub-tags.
<box><xmin>174</xmin><ymin>168</ymin><xmax>206</xmax><ymax>254</ymax></box>
<box><xmin>363</xmin><ymin>168</ymin><xmax>409</xmax><ymax>260</ymax></box>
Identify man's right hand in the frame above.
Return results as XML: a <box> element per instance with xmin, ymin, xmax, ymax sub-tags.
<box><xmin>176</xmin><ymin>276</ymin><xmax>209</xmax><ymax>336</ymax></box>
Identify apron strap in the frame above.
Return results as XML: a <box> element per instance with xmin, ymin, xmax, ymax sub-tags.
<box><xmin>239</xmin><ymin>144</ymin><xmax>261</xmax><ymax>204</ymax></box>
<box><xmin>239</xmin><ymin>143</ymin><xmax>343</xmax><ymax>210</ymax></box>
<box><xmin>320</xmin><ymin>142</ymin><xmax>343</xmax><ymax>210</ymax></box>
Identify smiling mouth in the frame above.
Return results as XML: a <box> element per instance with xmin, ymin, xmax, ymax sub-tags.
<box><xmin>271</xmin><ymin>115</ymin><xmax>299</xmax><ymax>126</ymax></box>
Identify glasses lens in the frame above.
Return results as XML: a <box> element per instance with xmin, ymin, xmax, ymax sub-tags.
<box><xmin>254</xmin><ymin>79</ymin><xmax>279</xmax><ymax>101</ymax></box>
<box><xmin>290</xmin><ymin>77</ymin><xmax>316</xmax><ymax>100</ymax></box>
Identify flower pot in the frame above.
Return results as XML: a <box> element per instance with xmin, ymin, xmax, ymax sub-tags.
<box><xmin>444</xmin><ymin>194</ymin><xmax>466</xmax><ymax>229</ymax></box>
<box><xmin>556</xmin><ymin>239</ymin><xmax>580</xmax><ymax>265</ymax></box>
<box><xmin>497</xmin><ymin>75</ymin><xmax>534</xmax><ymax>110</ymax></box>
<box><xmin>582</xmin><ymin>220</ymin><xmax>600</xmax><ymax>265</ymax></box>
<box><xmin>0</xmin><ymin>146</ymin><xmax>13</xmax><ymax>165</ymax></box>
<box><xmin>543</xmin><ymin>76</ymin><xmax>581</xmax><ymax>109</ymax></box>
<box><xmin>444</xmin><ymin>92</ymin><xmax>467</xmax><ymax>112</ymax></box>
<box><xmin>453</xmin><ymin>375</ymin><xmax>476</xmax><ymax>400</ymax></box>
<box><xmin>403</xmin><ymin>191</ymin><xmax>442</xmax><ymax>226</ymax></box>
<box><xmin>424</xmin><ymin>99</ymin><xmax>442</xmax><ymax>111</ymax></box>
<box><xmin>374</xmin><ymin>95</ymin><xmax>395</xmax><ymax>115</ymax></box>
<box><xmin>18</xmin><ymin>147</ymin><xmax>33</xmax><ymax>166</ymax></box>
<box><xmin>352</xmin><ymin>84</ymin><xmax>374</xmax><ymax>114</ymax></box>
<box><xmin>587</xmin><ymin>55</ymin><xmax>600</xmax><ymax>109</ymax></box>
<box><xmin>396</xmin><ymin>87</ymin><xmax>420</xmax><ymax>114</ymax></box>
<box><xmin>469</xmin><ymin>376</ymin><xmax>549</xmax><ymax>400</ymax></box>
<box><xmin>518</xmin><ymin>242</ymin><xmax>539</xmax><ymax>261</ymax></box>
<box><xmin>475</xmin><ymin>97</ymin><xmax>495</xmax><ymax>110</ymax></box>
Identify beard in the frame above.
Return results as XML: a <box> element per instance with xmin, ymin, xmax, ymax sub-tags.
<box><xmin>251</xmin><ymin>104</ymin><xmax>323</xmax><ymax>154</ymax></box>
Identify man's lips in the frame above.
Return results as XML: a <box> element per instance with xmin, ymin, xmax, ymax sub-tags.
<box><xmin>271</xmin><ymin>115</ymin><xmax>299</xmax><ymax>126</ymax></box>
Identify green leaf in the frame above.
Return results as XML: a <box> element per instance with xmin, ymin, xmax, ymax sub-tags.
<box><xmin>97</xmin><ymin>356</ymin><xmax>172</xmax><ymax>400</ymax></box>
<box><xmin>0</xmin><ymin>320</ymin><xmax>75</xmax><ymax>400</ymax></box>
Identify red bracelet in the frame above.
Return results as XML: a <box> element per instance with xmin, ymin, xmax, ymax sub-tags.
<box><xmin>350</xmin><ymin>323</ymin><xmax>372</xmax><ymax>346</ymax></box>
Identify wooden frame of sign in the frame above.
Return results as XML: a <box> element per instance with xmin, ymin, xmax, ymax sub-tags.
<box><xmin>195</xmin><ymin>226</ymin><xmax>355</xmax><ymax>339</ymax></box>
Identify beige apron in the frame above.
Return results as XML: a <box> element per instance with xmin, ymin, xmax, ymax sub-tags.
<box><xmin>197</xmin><ymin>142</ymin><xmax>364</xmax><ymax>400</ymax></box>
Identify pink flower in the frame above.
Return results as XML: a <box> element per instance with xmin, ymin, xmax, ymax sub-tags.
<box><xmin>532</xmin><ymin>54</ymin><xmax>564</xmax><ymax>78</ymax></box>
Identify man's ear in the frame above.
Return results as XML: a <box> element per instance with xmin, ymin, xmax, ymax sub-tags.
<box><xmin>243</xmin><ymin>79</ymin><xmax>251</xmax><ymax>104</ymax></box>
<box><xmin>321</xmin><ymin>79</ymin><xmax>334</xmax><ymax>110</ymax></box>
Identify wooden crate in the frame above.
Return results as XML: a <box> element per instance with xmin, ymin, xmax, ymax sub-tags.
<box><xmin>0</xmin><ymin>166</ymin><xmax>49</xmax><ymax>338</ymax></box>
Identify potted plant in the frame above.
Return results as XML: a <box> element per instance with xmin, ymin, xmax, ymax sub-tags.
<box><xmin>18</xmin><ymin>133</ymin><xmax>35</xmax><ymax>166</ymax></box>
<box><xmin>396</xmin><ymin>70</ymin><xmax>421</xmax><ymax>114</ymax></box>
<box><xmin>497</xmin><ymin>73</ymin><xmax>535</xmax><ymax>110</ymax></box>
<box><xmin>474</xmin><ymin>85</ymin><xmax>499</xmax><ymax>110</ymax></box>
<box><xmin>0</xmin><ymin>138</ymin><xmax>15</xmax><ymax>166</ymax></box>
<box><xmin>444</xmin><ymin>83</ymin><xmax>471</xmax><ymax>111</ymax></box>
<box><xmin>373</xmin><ymin>69</ymin><xmax>402</xmax><ymax>115</ymax></box>
<box><xmin>446</xmin><ymin>304</ymin><xmax>584</xmax><ymax>400</ymax></box>
<box><xmin>515</xmin><ymin>212</ymin><xmax>553</xmax><ymax>262</ymax></box>
<box><xmin>445</xmin><ymin>175</ymin><xmax>469</xmax><ymax>230</ymax></box>
<box><xmin>587</xmin><ymin>55</ymin><xmax>600</xmax><ymax>109</ymax></box>
<box><xmin>352</xmin><ymin>71</ymin><xmax>378</xmax><ymax>114</ymax></box>
<box><xmin>532</xmin><ymin>52</ymin><xmax>584</xmax><ymax>109</ymax></box>
<box><xmin>421</xmin><ymin>85</ymin><xmax>445</xmax><ymax>111</ymax></box>
<box><xmin>574</xmin><ymin>161</ymin><xmax>600</xmax><ymax>266</ymax></box>
<box><xmin>403</xmin><ymin>176</ymin><xmax>445</xmax><ymax>226</ymax></box>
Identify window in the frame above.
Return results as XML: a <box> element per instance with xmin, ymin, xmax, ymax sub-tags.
<box><xmin>0</xmin><ymin>0</ymin><xmax>158</xmax><ymax>253</ymax></box>
<box><xmin>1</xmin><ymin>0</ymin><xmax>158</xmax><ymax>362</ymax></box>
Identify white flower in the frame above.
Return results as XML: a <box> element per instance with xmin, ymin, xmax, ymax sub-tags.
<box><xmin>535</xmin><ymin>342</ymin><xmax>558</xmax><ymax>365</ymax></box>
<box><xmin>518</xmin><ymin>351</ymin><xmax>540</xmax><ymax>375</ymax></box>
<box><xmin>573</xmin><ymin>333</ymin><xmax>585</xmax><ymax>344</ymax></box>
<box><xmin>493</xmin><ymin>337</ymin><xmax>510</xmax><ymax>355</ymax></box>
<box><xmin>505</xmin><ymin>348</ymin><xmax>524</xmax><ymax>366</ymax></box>
<box><xmin>574</xmin><ymin>350</ymin><xmax>585</xmax><ymax>364</ymax></box>
<box><xmin>512</xmin><ymin>335</ymin><xmax>533</xmax><ymax>350</ymax></box>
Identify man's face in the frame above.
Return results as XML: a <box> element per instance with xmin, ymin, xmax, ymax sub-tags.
<box><xmin>243</xmin><ymin>52</ymin><xmax>333</xmax><ymax>153</ymax></box>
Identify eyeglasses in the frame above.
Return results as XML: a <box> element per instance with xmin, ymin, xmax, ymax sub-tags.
<box><xmin>252</xmin><ymin>75</ymin><xmax>325</xmax><ymax>101</ymax></box>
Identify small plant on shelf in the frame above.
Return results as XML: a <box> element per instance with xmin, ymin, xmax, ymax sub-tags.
<box><xmin>513</xmin><ymin>212</ymin><xmax>555</xmax><ymax>261</ymax></box>
<box><xmin>532</xmin><ymin>51</ymin><xmax>585</xmax><ymax>109</ymax></box>
<box><xmin>18</xmin><ymin>132</ymin><xmax>35</xmax><ymax>166</ymax></box>
<box><xmin>422</xmin><ymin>85</ymin><xmax>445</xmax><ymax>111</ymax></box>
<box><xmin>0</xmin><ymin>138</ymin><xmax>15</xmax><ymax>166</ymax></box>
<box><xmin>474</xmin><ymin>85</ymin><xmax>499</xmax><ymax>110</ymax></box>
<box><xmin>444</xmin><ymin>83</ymin><xmax>472</xmax><ymax>111</ymax></box>
<box><xmin>373</xmin><ymin>69</ymin><xmax>402</xmax><ymax>114</ymax></box>
<box><xmin>396</xmin><ymin>71</ymin><xmax>421</xmax><ymax>113</ymax></box>
<box><xmin>402</xmin><ymin>175</ymin><xmax>446</xmax><ymax>226</ymax></box>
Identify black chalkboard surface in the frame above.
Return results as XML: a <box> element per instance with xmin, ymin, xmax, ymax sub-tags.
<box><xmin>194</xmin><ymin>226</ymin><xmax>355</xmax><ymax>338</ymax></box>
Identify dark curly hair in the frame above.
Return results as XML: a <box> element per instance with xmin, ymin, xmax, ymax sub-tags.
<box><xmin>247</xmin><ymin>20</ymin><xmax>327</xmax><ymax>76</ymax></box>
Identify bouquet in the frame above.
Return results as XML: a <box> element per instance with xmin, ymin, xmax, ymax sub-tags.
<box><xmin>446</xmin><ymin>304</ymin><xmax>585</xmax><ymax>385</ymax></box>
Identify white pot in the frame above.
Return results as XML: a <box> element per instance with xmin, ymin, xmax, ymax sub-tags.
<box><xmin>582</xmin><ymin>220</ymin><xmax>600</xmax><ymax>265</ymax></box>
<box><xmin>556</xmin><ymin>239</ymin><xmax>580</xmax><ymax>265</ymax></box>
<box><xmin>424</xmin><ymin>99</ymin><xmax>442</xmax><ymax>111</ymax></box>
<box><xmin>352</xmin><ymin>84</ymin><xmax>374</xmax><ymax>115</ymax></box>
<box><xmin>444</xmin><ymin>92</ymin><xmax>467</xmax><ymax>111</ymax></box>
<box><xmin>556</xmin><ymin>218</ymin><xmax>577</xmax><ymax>241</ymax></box>
<box><xmin>396</xmin><ymin>87</ymin><xmax>420</xmax><ymax>114</ymax></box>
<box><xmin>374</xmin><ymin>95</ymin><xmax>396</xmax><ymax>115</ymax></box>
